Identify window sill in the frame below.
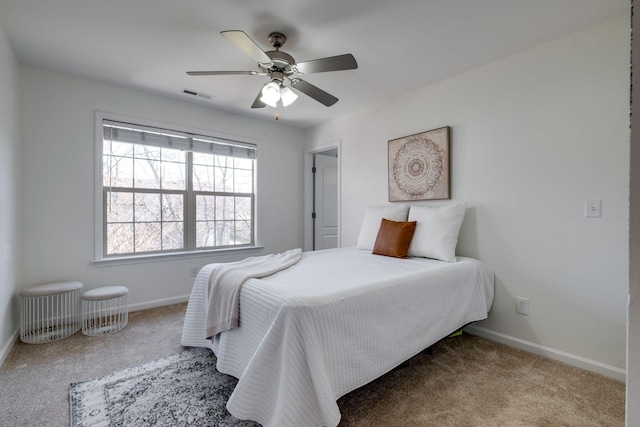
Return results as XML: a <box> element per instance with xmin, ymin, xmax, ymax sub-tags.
<box><xmin>93</xmin><ymin>245</ymin><xmax>264</xmax><ymax>267</ymax></box>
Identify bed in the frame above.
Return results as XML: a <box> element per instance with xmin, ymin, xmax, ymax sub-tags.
<box><xmin>181</xmin><ymin>244</ymin><xmax>494</xmax><ymax>426</ymax></box>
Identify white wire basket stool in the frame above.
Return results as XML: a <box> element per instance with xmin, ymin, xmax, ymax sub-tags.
<box><xmin>19</xmin><ymin>281</ymin><xmax>83</xmax><ymax>344</ymax></box>
<box><xmin>82</xmin><ymin>286</ymin><xmax>129</xmax><ymax>336</ymax></box>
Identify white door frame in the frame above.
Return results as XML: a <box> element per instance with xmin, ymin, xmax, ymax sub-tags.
<box><xmin>304</xmin><ymin>141</ymin><xmax>341</xmax><ymax>251</ymax></box>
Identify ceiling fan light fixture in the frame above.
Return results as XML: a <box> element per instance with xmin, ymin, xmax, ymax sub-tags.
<box><xmin>260</xmin><ymin>94</ymin><xmax>279</xmax><ymax>108</ymax></box>
<box><xmin>280</xmin><ymin>86</ymin><xmax>298</xmax><ymax>107</ymax></box>
<box><xmin>260</xmin><ymin>81</ymin><xmax>280</xmax><ymax>107</ymax></box>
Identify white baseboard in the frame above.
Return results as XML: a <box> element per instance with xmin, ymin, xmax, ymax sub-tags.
<box><xmin>128</xmin><ymin>294</ymin><xmax>190</xmax><ymax>313</ymax></box>
<box><xmin>0</xmin><ymin>328</ymin><xmax>19</xmax><ymax>368</ymax></box>
<box><xmin>464</xmin><ymin>325</ymin><xmax>626</xmax><ymax>383</ymax></box>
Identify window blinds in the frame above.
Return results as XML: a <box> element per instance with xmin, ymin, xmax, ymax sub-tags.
<box><xmin>103</xmin><ymin>120</ymin><xmax>256</xmax><ymax>159</ymax></box>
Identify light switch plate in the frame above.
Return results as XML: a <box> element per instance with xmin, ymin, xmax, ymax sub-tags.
<box><xmin>585</xmin><ymin>200</ymin><xmax>602</xmax><ymax>218</ymax></box>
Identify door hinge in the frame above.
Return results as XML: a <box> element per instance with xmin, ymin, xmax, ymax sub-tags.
<box><xmin>311</xmin><ymin>212</ymin><xmax>316</xmax><ymax>219</ymax></box>
<box><xmin>312</xmin><ymin>166</ymin><xmax>316</xmax><ymax>174</ymax></box>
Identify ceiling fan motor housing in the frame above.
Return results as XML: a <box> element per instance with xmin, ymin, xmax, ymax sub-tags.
<box><xmin>265</xmin><ymin>51</ymin><xmax>295</xmax><ymax>73</ymax></box>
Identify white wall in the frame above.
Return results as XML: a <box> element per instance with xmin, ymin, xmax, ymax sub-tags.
<box><xmin>307</xmin><ymin>16</ymin><xmax>630</xmax><ymax>376</ymax></box>
<box><xmin>0</xmin><ymin>24</ymin><xmax>21</xmax><ymax>364</ymax></box>
<box><xmin>19</xmin><ymin>66</ymin><xmax>306</xmax><ymax>310</ymax></box>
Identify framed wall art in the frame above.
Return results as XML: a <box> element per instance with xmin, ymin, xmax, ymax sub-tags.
<box><xmin>388</xmin><ymin>126</ymin><xmax>450</xmax><ymax>201</ymax></box>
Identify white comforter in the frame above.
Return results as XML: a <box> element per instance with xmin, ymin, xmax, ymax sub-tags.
<box><xmin>182</xmin><ymin>247</ymin><xmax>494</xmax><ymax>427</ymax></box>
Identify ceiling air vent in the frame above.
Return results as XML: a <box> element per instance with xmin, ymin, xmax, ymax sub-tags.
<box><xmin>181</xmin><ymin>88</ymin><xmax>213</xmax><ymax>100</ymax></box>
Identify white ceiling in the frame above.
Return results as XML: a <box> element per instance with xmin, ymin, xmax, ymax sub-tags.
<box><xmin>0</xmin><ymin>0</ymin><xmax>629</xmax><ymax>129</ymax></box>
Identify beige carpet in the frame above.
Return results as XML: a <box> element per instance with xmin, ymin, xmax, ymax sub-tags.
<box><xmin>338</xmin><ymin>335</ymin><xmax>624</xmax><ymax>426</ymax></box>
<box><xmin>0</xmin><ymin>303</ymin><xmax>625</xmax><ymax>426</ymax></box>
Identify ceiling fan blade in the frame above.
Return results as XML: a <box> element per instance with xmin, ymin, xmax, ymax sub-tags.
<box><xmin>221</xmin><ymin>30</ymin><xmax>272</xmax><ymax>64</ymax></box>
<box><xmin>251</xmin><ymin>91</ymin><xmax>266</xmax><ymax>109</ymax></box>
<box><xmin>290</xmin><ymin>79</ymin><xmax>338</xmax><ymax>107</ymax></box>
<box><xmin>295</xmin><ymin>54</ymin><xmax>358</xmax><ymax>74</ymax></box>
<box><xmin>187</xmin><ymin>71</ymin><xmax>259</xmax><ymax>76</ymax></box>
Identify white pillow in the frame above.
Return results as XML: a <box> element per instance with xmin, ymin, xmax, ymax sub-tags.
<box><xmin>356</xmin><ymin>205</ymin><xmax>409</xmax><ymax>250</ymax></box>
<box><xmin>407</xmin><ymin>203</ymin><xmax>466</xmax><ymax>262</ymax></box>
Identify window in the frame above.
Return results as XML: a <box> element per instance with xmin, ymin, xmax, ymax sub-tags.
<box><xmin>100</xmin><ymin>119</ymin><xmax>256</xmax><ymax>258</ymax></box>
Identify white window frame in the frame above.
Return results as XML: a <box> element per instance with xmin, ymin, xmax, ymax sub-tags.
<box><xmin>93</xmin><ymin>111</ymin><xmax>262</xmax><ymax>265</ymax></box>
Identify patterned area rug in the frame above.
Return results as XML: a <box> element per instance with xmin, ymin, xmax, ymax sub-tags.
<box><xmin>69</xmin><ymin>348</ymin><xmax>259</xmax><ymax>426</ymax></box>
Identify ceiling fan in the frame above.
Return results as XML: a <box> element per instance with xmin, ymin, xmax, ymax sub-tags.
<box><xmin>187</xmin><ymin>30</ymin><xmax>358</xmax><ymax>109</ymax></box>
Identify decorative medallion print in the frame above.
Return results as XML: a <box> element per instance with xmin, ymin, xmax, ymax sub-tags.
<box><xmin>392</xmin><ymin>137</ymin><xmax>443</xmax><ymax>198</ymax></box>
<box><xmin>388</xmin><ymin>127</ymin><xmax>450</xmax><ymax>201</ymax></box>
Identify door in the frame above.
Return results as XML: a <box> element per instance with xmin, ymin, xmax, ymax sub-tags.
<box><xmin>314</xmin><ymin>151</ymin><xmax>338</xmax><ymax>250</ymax></box>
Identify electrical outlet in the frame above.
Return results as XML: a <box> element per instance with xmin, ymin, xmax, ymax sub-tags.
<box><xmin>190</xmin><ymin>267</ymin><xmax>199</xmax><ymax>277</ymax></box>
<box><xmin>516</xmin><ymin>297</ymin><xmax>530</xmax><ymax>316</ymax></box>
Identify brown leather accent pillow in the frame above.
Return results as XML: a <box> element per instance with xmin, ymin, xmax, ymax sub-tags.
<box><xmin>372</xmin><ymin>218</ymin><xmax>417</xmax><ymax>258</ymax></box>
